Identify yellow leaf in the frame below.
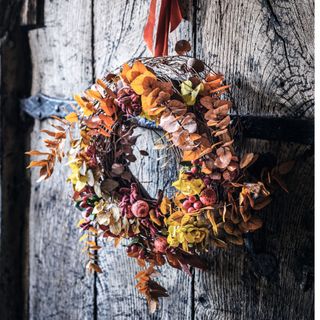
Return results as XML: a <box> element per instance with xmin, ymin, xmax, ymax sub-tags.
<box><xmin>65</xmin><ymin>112</ymin><xmax>78</xmax><ymax>123</ymax></box>
<box><xmin>160</xmin><ymin>196</ymin><xmax>170</xmax><ymax>215</ymax></box>
<box><xmin>131</xmin><ymin>73</ymin><xmax>157</xmax><ymax>95</ymax></box>
<box><xmin>172</xmin><ymin>171</ymin><xmax>205</xmax><ymax>195</ymax></box>
<box><xmin>79</xmin><ymin>234</ymin><xmax>88</xmax><ymax>242</ymax></box>
<box><xmin>180</xmin><ymin>81</ymin><xmax>204</xmax><ymax>106</ymax></box>
<box><xmin>206</xmin><ymin>210</ymin><xmax>218</xmax><ymax>235</ymax></box>
<box><xmin>74</xmin><ymin>95</ymin><xmax>94</xmax><ymax>116</ymax></box>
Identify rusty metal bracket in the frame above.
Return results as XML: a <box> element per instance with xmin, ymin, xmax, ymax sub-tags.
<box><xmin>20</xmin><ymin>93</ymin><xmax>314</xmax><ymax>145</ymax></box>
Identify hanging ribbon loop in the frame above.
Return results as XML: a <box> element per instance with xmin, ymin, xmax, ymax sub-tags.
<box><xmin>144</xmin><ymin>0</ymin><xmax>183</xmax><ymax>57</ymax></box>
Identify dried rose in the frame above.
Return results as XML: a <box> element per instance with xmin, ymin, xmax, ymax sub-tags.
<box><xmin>131</xmin><ymin>200</ymin><xmax>149</xmax><ymax>218</ymax></box>
<box><xmin>154</xmin><ymin>237</ymin><xmax>168</xmax><ymax>253</ymax></box>
<box><xmin>200</xmin><ymin>188</ymin><xmax>217</xmax><ymax>206</ymax></box>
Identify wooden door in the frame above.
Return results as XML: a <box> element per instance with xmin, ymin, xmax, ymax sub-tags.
<box><xmin>0</xmin><ymin>1</ymin><xmax>314</xmax><ymax>319</ymax></box>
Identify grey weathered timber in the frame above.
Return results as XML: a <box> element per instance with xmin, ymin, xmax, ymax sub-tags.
<box><xmin>29</xmin><ymin>121</ymin><xmax>95</xmax><ymax>320</ymax></box>
<box><xmin>194</xmin><ymin>1</ymin><xmax>314</xmax><ymax>319</ymax></box>
<box><xmin>196</xmin><ymin>0</ymin><xmax>314</xmax><ymax>118</ymax></box>
<box><xmin>194</xmin><ymin>141</ymin><xmax>313</xmax><ymax>320</ymax></box>
<box><xmin>27</xmin><ymin>0</ymin><xmax>94</xmax><ymax>319</ymax></box>
<box><xmin>29</xmin><ymin>0</ymin><xmax>93</xmax><ymax>97</ymax></box>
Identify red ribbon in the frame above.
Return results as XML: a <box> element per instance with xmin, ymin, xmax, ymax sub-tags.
<box><xmin>144</xmin><ymin>0</ymin><xmax>183</xmax><ymax>57</ymax></box>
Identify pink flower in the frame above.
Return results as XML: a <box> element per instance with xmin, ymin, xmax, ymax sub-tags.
<box><xmin>131</xmin><ymin>200</ymin><xmax>149</xmax><ymax>218</ymax></box>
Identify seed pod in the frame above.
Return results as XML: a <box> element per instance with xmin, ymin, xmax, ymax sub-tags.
<box><xmin>175</xmin><ymin>40</ymin><xmax>191</xmax><ymax>55</ymax></box>
<box><xmin>200</xmin><ymin>188</ymin><xmax>217</xmax><ymax>206</ymax></box>
<box><xmin>187</xmin><ymin>58</ymin><xmax>205</xmax><ymax>73</ymax></box>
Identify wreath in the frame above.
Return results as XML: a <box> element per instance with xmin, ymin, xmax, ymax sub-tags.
<box><xmin>27</xmin><ymin>44</ymin><xmax>290</xmax><ymax>312</ymax></box>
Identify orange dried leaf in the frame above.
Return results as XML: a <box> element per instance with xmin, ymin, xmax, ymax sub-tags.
<box><xmin>65</xmin><ymin>112</ymin><xmax>78</xmax><ymax>123</ymax></box>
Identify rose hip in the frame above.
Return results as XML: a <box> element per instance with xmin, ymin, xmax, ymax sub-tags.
<box><xmin>188</xmin><ymin>207</ymin><xmax>196</xmax><ymax>213</ymax></box>
<box><xmin>193</xmin><ymin>201</ymin><xmax>203</xmax><ymax>210</ymax></box>
<box><xmin>182</xmin><ymin>200</ymin><xmax>192</xmax><ymax>209</ymax></box>
<box><xmin>191</xmin><ymin>167</ymin><xmax>198</xmax><ymax>174</ymax></box>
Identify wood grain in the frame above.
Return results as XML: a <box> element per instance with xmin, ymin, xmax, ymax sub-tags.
<box><xmin>93</xmin><ymin>0</ymin><xmax>194</xmax><ymax>77</ymax></box>
<box><xmin>25</xmin><ymin>0</ymin><xmax>314</xmax><ymax>319</ymax></box>
<box><xmin>27</xmin><ymin>0</ymin><xmax>94</xmax><ymax>319</ymax></box>
<box><xmin>196</xmin><ymin>0</ymin><xmax>314</xmax><ymax>118</ymax></box>
<box><xmin>195</xmin><ymin>2</ymin><xmax>314</xmax><ymax>318</ymax></box>
<box><xmin>28</xmin><ymin>0</ymin><xmax>93</xmax><ymax>97</ymax></box>
<box><xmin>194</xmin><ymin>141</ymin><xmax>314</xmax><ymax>320</ymax></box>
<box><xmin>29</xmin><ymin>121</ymin><xmax>95</xmax><ymax>320</ymax></box>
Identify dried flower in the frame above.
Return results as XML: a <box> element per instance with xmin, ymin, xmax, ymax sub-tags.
<box><xmin>131</xmin><ymin>200</ymin><xmax>150</xmax><ymax>218</ymax></box>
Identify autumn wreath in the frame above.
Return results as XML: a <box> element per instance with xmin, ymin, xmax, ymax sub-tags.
<box><xmin>27</xmin><ymin>50</ymin><xmax>289</xmax><ymax>312</ymax></box>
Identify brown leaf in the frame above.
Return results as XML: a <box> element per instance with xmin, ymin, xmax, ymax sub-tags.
<box><xmin>167</xmin><ymin>100</ymin><xmax>186</xmax><ymax>115</ymax></box>
<box><xmin>139</xmin><ymin>150</ymin><xmax>149</xmax><ymax>156</ymax></box>
<box><xmin>214</xmin><ymin>147</ymin><xmax>232</xmax><ymax>169</ymax></box>
<box><xmin>111</xmin><ymin>163</ymin><xmax>125</xmax><ymax>175</ymax></box>
<box><xmin>159</xmin><ymin>114</ymin><xmax>180</xmax><ymax>133</ymax></box>
<box><xmin>278</xmin><ymin>160</ymin><xmax>295</xmax><ymax>175</ymax></box>
<box><xmin>101</xmin><ymin>179</ymin><xmax>119</xmax><ymax>193</ymax></box>
<box><xmin>240</xmin><ymin>153</ymin><xmax>255</xmax><ymax>169</ymax></box>
<box><xmin>25</xmin><ymin>150</ymin><xmax>51</xmax><ymax>156</ymax></box>
<box><xmin>200</xmin><ymin>96</ymin><xmax>214</xmax><ymax>109</ymax></box>
<box><xmin>252</xmin><ymin>197</ymin><xmax>272</xmax><ymax>210</ymax></box>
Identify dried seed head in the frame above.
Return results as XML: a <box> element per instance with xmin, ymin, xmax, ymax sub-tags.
<box><xmin>175</xmin><ymin>40</ymin><xmax>192</xmax><ymax>55</ymax></box>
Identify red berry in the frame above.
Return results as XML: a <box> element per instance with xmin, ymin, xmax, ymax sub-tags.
<box><xmin>131</xmin><ymin>244</ymin><xmax>138</xmax><ymax>253</ymax></box>
<box><xmin>193</xmin><ymin>201</ymin><xmax>203</xmax><ymax>210</ymax></box>
<box><xmin>189</xmin><ymin>195</ymin><xmax>197</xmax><ymax>203</ymax></box>
<box><xmin>191</xmin><ymin>159</ymin><xmax>199</xmax><ymax>165</ymax></box>
<box><xmin>203</xmin><ymin>177</ymin><xmax>211</xmax><ymax>186</ymax></box>
<box><xmin>188</xmin><ymin>207</ymin><xmax>196</xmax><ymax>213</ymax></box>
<box><xmin>191</xmin><ymin>167</ymin><xmax>198</xmax><ymax>174</ymax></box>
<box><xmin>182</xmin><ymin>200</ymin><xmax>192</xmax><ymax>209</ymax></box>
<box><xmin>79</xmin><ymin>201</ymin><xmax>88</xmax><ymax>209</ymax></box>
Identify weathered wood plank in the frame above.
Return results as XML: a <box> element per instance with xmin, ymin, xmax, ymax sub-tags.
<box><xmin>29</xmin><ymin>121</ymin><xmax>95</xmax><ymax>320</ymax></box>
<box><xmin>93</xmin><ymin>1</ymin><xmax>195</xmax><ymax>318</ymax></box>
<box><xmin>28</xmin><ymin>0</ymin><xmax>94</xmax><ymax>319</ymax></box>
<box><xmin>93</xmin><ymin>0</ymin><xmax>194</xmax><ymax>77</ymax></box>
<box><xmin>29</xmin><ymin>0</ymin><xmax>93</xmax><ymax>97</ymax></box>
<box><xmin>193</xmin><ymin>141</ymin><xmax>313</xmax><ymax>320</ymax></box>
<box><xmin>196</xmin><ymin>0</ymin><xmax>314</xmax><ymax>118</ymax></box>
<box><xmin>195</xmin><ymin>2</ymin><xmax>314</xmax><ymax>318</ymax></box>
